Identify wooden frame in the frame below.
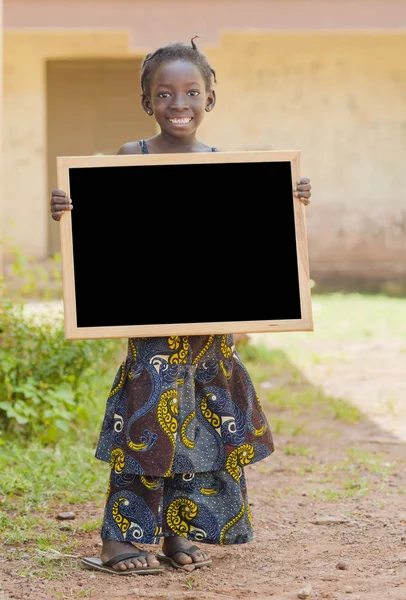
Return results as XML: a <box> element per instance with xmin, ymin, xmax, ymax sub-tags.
<box><xmin>57</xmin><ymin>150</ymin><xmax>313</xmax><ymax>340</ymax></box>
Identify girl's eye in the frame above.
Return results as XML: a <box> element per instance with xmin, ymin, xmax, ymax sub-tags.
<box><xmin>188</xmin><ymin>90</ymin><xmax>200</xmax><ymax>96</ymax></box>
<box><xmin>157</xmin><ymin>92</ymin><xmax>170</xmax><ymax>98</ymax></box>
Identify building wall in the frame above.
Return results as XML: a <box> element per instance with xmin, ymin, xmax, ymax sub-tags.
<box><xmin>3</xmin><ymin>1</ymin><xmax>406</xmax><ymax>288</ymax></box>
<box><xmin>203</xmin><ymin>32</ymin><xmax>406</xmax><ymax>286</ymax></box>
<box><xmin>2</xmin><ymin>30</ymin><xmax>135</xmax><ymax>259</ymax></box>
<box><xmin>46</xmin><ymin>58</ymin><xmax>155</xmax><ymax>253</ymax></box>
<box><xmin>5</xmin><ymin>0</ymin><xmax>406</xmax><ymax>38</ymax></box>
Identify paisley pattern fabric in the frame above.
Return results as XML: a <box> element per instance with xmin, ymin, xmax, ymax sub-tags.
<box><xmin>102</xmin><ymin>465</ymin><xmax>253</xmax><ymax>546</ymax></box>
<box><xmin>96</xmin><ymin>335</ymin><xmax>274</xmax><ymax>476</ymax></box>
<box><xmin>96</xmin><ymin>335</ymin><xmax>273</xmax><ymax>545</ymax></box>
<box><xmin>95</xmin><ymin>138</ymin><xmax>274</xmax><ymax>545</ymax></box>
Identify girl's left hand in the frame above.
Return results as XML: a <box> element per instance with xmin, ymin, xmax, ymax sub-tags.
<box><xmin>294</xmin><ymin>177</ymin><xmax>311</xmax><ymax>206</ymax></box>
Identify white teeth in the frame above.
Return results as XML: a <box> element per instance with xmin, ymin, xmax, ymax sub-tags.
<box><xmin>169</xmin><ymin>118</ymin><xmax>192</xmax><ymax>124</ymax></box>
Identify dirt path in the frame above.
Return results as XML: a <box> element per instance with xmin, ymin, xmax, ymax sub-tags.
<box><xmin>251</xmin><ymin>333</ymin><xmax>406</xmax><ymax>444</ymax></box>
<box><xmin>1</xmin><ymin>326</ymin><xmax>406</xmax><ymax>600</ymax></box>
<box><xmin>301</xmin><ymin>340</ymin><xmax>406</xmax><ymax>442</ymax></box>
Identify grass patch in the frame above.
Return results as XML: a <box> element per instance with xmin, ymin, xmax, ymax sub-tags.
<box><xmin>323</xmin><ymin>398</ymin><xmax>362</xmax><ymax>424</ymax></box>
<box><xmin>268</xmin><ymin>416</ymin><xmax>308</xmax><ymax>436</ymax></box>
<box><xmin>240</xmin><ymin>342</ymin><xmax>363</xmax><ymax>426</ymax></box>
<box><xmin>0</xmin><ymin>439</ymin><xmax>108</xmax><ymax>546</ymax></box>
<box><xmin>309</xmin><ymin>488</ymin><xmax>343</xmax><ymax>502</ymax></box>
<box><xmin>345</xmin><ymin>447</ymin><xmax>395</xmax><ymax>476</ymax></box>
<box><xmin>254</xmin><ymin>293</ymin><xmax>406</xmax><ymax>345</ymax></box>
<box><xmin>237</xmin><ymin>346</ymin><xmax>294</xmax><ymax>383</ymax></box>
<box><xmin>265</xmin><ymin>387</ymin><xmax>318</xmax><ymax>412</ymax></box>
<box><xmin>282</xmin><ymin>444</ymin><xmax>312</xmax><ymax>456</ymax></box>
<box><xmin>13</xmin><ymin>551</ymin><xmax>82</xmax><ymax>581</ymax></box>
<box><xmin>263</xmin><ymin>382</ymin><xmax>361</xmax><ymax>425</ymax></box>
<box><xmin>309</xmin><ymin>479</ymin><xmax>371</xmax><ymax>501</ymax></box>
<box><xmin>302</xmin><ymin>450</ymin><xmax>403</xmax><ymax>502</ymax></box>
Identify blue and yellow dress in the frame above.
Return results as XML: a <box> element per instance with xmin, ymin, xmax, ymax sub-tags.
<box><xmin>96</xmin><ymin>334</ymin><xmax>274</xmax><ymax>546</ymax></box>
<box><xmin>95</xmin><ymin>143</ymin><xmax>274</xmax><ymax>546</ymax></box>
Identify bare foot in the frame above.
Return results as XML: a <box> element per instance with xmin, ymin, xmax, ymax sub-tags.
<box><xmin>161</xmin><ymin>535</ymin><xmax>210</xmax><ymax>566</ymax></box>
<box><xmin>101</xmin><ymin>540</ymin><xmax>160</xmax><ymax>572</ymax></box>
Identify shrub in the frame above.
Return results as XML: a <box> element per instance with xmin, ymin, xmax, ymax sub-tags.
<box><xmin>2</xmin><ymin>246</ymin><xmax>63</xmax><ymax>301</ymax></box>
<box><xmin>0</xmin><ymin>298</ymin><xmax>125</xmax><ymax>443</ymax></box>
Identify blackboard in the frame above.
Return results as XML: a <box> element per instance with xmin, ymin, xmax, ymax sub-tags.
<box><xmin>57</xmin><ymin>150</ymin><xmax>313</xmax><ymax>339</ymax></box>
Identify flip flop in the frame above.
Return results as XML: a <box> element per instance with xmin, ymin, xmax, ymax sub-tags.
<box><xmin>81</xmin><ymin>552</ymin><xmax>165</xmax><ymax>575</ymax></box>
<box><xmin>157</xmin><ymin>544</ymin><xmax>212</xmax><ymax>569</ymax></box>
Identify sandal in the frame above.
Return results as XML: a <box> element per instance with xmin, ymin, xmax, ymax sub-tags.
<box><xmin>81</xmin><ymin>551</ymin><xmax>165</xmax><ymax>575</ymax></box>
<box><xmin>157</xmin><ymin>544</ymin><xmax>212</xmax><ymax>569</ymax></box>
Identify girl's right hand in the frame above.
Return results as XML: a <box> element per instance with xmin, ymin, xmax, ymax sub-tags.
<box><xmin>50</xmin><ymin>189</ymin><xmax>73</xmax><ymax>221</ymax></box>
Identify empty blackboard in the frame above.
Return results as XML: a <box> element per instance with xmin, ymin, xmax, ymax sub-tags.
<box><xmin>57</xmin><ymin>150</ymin><xmax>313</xmax><ymax>339</ymax></box>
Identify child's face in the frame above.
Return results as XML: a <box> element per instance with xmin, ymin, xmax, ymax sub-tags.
<box><xmin>144</xmin><ymin>59</ymin><xmax>215</xmax><ymax>138</ymax></box>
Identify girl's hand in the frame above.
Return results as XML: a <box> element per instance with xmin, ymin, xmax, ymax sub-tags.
<box><xmin>293</xmin><ymin>177</ymin><xmax>311</xmax><ymax>206</ymax></box>
<box><xmin>50</xmin><ymin>189</ymin><xmax>73</xmax><ymax>221</ymax></box>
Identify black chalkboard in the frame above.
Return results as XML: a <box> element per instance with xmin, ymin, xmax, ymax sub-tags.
<box><xmin>57</xmin><ymin>151</ymin><xmax>313</xmax><ymax>339</ymax></box>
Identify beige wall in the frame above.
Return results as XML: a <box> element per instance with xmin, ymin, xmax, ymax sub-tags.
<box><xmin>2</xmin><ymin>30</ymin><xmax>136</xmax><ymax>259</ymax></box>
<box><xmin>46</xmin><ymin>58</ymin><xmax>155</xmax><ymax>253</ymax></box>
<box><xmin>5</xmin><ymin>0</ymin><xmax>406</xmax><ymax>38</ymax></box>
<box><xmin>201</xmin><ymin>33</ymin><xmax>406</xmax><ymax>284</ymax></box>
<box><xmin>2</xmin><ymin>21</ymin><xmax>406</xmax><ymax>287</ymax></box>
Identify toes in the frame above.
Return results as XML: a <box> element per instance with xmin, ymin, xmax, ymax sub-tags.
<box><xmin>191</xmin><ymin>551</ymin><xmax>208</xmax><ymax>564</ymax></box>
<box><xmin>114</xmin><ymin>557</ymin><xmax>147</xmax><ymax>571</ymax></box>
<box><xmin>134</xmin><ymin>559</ymin><xmax>147</xmax><ymax>568</ymax></box>
<box><xmin>174</xmin><ymin>552</ymin><xmax>193</xmax><ymax>565</ymax></box>
<box><xmin>123</xmin><ymin>553</ymin><xmax>159</xmax><ymax>569</ymax></box>
<box><xmin>162</xmin><ymin>540</ymin><xmax>210</xmax><ymax>566</ymax></box>
<box><xmin>146</xmin><ymin>552</ymin><xmax>160</xmax><ymax>567</ymax></box>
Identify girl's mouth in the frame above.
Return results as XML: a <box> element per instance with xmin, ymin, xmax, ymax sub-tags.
<box><xmin>167</xmin><ymin>118</ymin><xmax>193</xmax><ymax>125</ymax></box>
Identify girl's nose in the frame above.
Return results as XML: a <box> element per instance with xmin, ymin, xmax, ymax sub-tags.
<box><xmin>170</xmin><ymin>94</ymin><xmax>189</xmax><ymax>110</ymax></box>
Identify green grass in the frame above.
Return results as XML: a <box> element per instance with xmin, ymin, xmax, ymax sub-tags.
<box><xmin>268</xmin><ymin>416</ymin><xmax>309</xmax><ymax>436</ymax></box>
<box><xmin>309</xmin><ymin>478</ymin><xmax>371</xmax><ymax>501</ymax></box>
<box><xmin>239</xmin><ymin>346</ymin><xmax>363</xmax><ymax>425</ymax></box>
<box><xmin>282</xmin><ymin>444</ymin><xmax>312</xmax><ymax>456</ymax></box>
<box><xmin>298</xmin><ymin>292</ymin><xmax>406</xmax><ymax>342</ymax></box>
<box><xmin>249</xmin><ymin>293</ymin><xmax>406</xmax><ymax>362</ymax></box>
<box><xmin>298</xmin><ymin>447</ymin><xmax>402</xmax><ymax>502</ymax></box>
<box><xmin>345</xmin><ymin>447</ymin><xmax>395</xmax><ymax>476</ymax></box>
<box><xmin>324</xmin><ymin>397</ymin><xmax>362</xmax><ymax>424</ymax></box>
<box><xmin>0</xmin><ymin>439</ymin><xmax>108</xmax><ymax>547</ymax></box>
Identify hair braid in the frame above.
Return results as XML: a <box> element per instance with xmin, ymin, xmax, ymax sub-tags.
<box><xmin>140</xmin><ymin>37</ymin><xmax>217</xmax><ymax>97</ymax></box>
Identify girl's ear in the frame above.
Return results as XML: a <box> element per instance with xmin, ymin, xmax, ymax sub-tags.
<box><xmin>142</xmin><ymin>95</ymin><xmax>153</xmax><ymax>116</ymax></box>
<box><xmin>205</xmin><ymin>89</ymin><xmax>216</xmax><ymax>113</ymax></box>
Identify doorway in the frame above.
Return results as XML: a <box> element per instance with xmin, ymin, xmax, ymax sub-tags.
<box><xmin>46</xmin><ymin>58</ymin><xmax>155</xmax><ymax>254</ymax></box>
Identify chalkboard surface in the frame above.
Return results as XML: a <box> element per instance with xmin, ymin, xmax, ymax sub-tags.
<box><xmin>57</xmin><ymin>151</ymin><xmax>313</xmax><ymax>339</ymax></box>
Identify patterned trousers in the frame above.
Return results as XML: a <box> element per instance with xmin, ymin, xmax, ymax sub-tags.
<box><xmin>101</xmin><ymin>467</ymin><xmax>254</xmax><ymax>546</ymax></box>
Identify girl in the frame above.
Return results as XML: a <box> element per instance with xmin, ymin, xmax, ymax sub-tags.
<box><xmin>51</xmin><ymin>38</ymin><xmax>312</xmax><ymax>576</ymax></box>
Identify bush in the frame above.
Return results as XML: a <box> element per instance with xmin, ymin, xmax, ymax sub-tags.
<box><xmin>2</xmin><ymin>246</ymin><xmax>63</xmax><ymax>301</ymax></box>
<box><xmin>0</xmin><ymin>298</ymin><xmax>125</xmax><ymax>443</ymax></box>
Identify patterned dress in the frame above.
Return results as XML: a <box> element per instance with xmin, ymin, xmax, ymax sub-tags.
<box><xmin>95</xmin><ymin>143</ymin><xmax>274</xmax><ymax>546</ymax></box>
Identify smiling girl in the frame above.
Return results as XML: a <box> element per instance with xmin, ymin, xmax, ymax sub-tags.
<box><xmin>50</xmin><ymin>37</ymin><xmax>312</xmax><ymax>576</ymax></box>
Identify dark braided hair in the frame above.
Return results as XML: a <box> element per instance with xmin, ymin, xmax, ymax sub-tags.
<box><xmin>141</xmin><ymin>36</ymin><xmax>217</xmax><ymax>97</ymax></box>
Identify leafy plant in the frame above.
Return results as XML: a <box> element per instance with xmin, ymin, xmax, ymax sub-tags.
<box><xmin>0</xmin><ymin>298</ymin><xmax>124</xmax><ymax>443</ymax></box>
<box><xmin>3</xmin><ymin>245</ymin><xmax>63</xmax><ymax>301</ymax></box>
